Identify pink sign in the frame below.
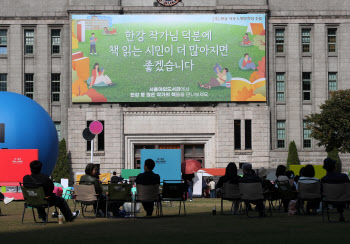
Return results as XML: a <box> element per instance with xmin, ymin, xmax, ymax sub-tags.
<box><xmin>89</xmin><ymin>121</ymin><xmax>103</xmax><ymax>134</ymax></box>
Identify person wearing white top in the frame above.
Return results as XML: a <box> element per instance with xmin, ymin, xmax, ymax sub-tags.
<box><xmin>208</xmin><ymin>179</ymin><xmax>216</xmax><ymax>198</ymax></box>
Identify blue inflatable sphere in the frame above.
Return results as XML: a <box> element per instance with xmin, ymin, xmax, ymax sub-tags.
<box><xmin>0</xmin><ymin>92</ymin><xmax>59</xmax><ymax>176</ymax></box>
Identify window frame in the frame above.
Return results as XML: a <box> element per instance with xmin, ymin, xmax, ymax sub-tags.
<box><xmin>24</xmin><ymin>29</ymin><xmax>34</xmax><ymax>55</ymax></box>
<box><xmin>0</xmin><ymin>29</ymin><xmax>8</xmax><ymax>55</ymax></box>
<box><xmin>277</xmin><ymin>120</ymin><xmax>286</xmax><ymax>149</ymax></box>
<box><xmin>302</xmin><ymin>72</ymin><xmax>311</xmax><ymax>102</ymax></box>
<box><xmin>0</xmin><ymin>73</ymin><xmax>7</xmax><ymax>91</ymax></box>
<box><xmin>234</xmin><ymin>120</ymin><xmax>241</xmax><ymax>150</ymax></box>
<box><xmin>51</xmin><ymin>29</ymin><xmax>61</xmax><ymax>55</ymax></box>
<box><xmin>328</xmin><ymin>72</ymin><xmax>337</xmax><ymax>96</ymax></box>
<box><xmin>276</xmin><ymin>72</ymin><xmax>285</xmax><ymax>102</ymax></box>
<box><xmin>303</xmin><ymin>120</ymin><xmax>312</xmax><ymax>149</ymax></box>
<box><xmin>51</xmin><ymin>73</ymin><xmax>60</xmax><ymax>102</ymax></box>
<box><xmin>24</xmin><ymin>73</ymin><xmax>34</xmax><ymax>99</ymax></box>
<box><xmin>327</xmin><ymin>28</ymin><xmax>337</xmax><ymax>54</ymax></box>
<box><xmin>275</xmin><ymin>29</ymin><xmax>285</xmax><ymax>53</ymax></box>
<box><xmin>301</xmin><ymin>28</ymin><xmax>311</xmax><ymax>53</ymax></box>
<box><xmin>54</xmin><ymin>122</ymin><xmax>61</xmax><ymax>141</ymax></box>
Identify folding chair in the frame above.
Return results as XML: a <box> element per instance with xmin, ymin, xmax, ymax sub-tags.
<box><xmin>20</xmin><ymin>183</ymin><xmax>58</xmax><ymax>224</ymax></box>
<box><xmin>297</xmin><ymin>181</ymin><xmax>321</xmax><ymax>215</ymax></box>
<box><xmin>275</xmin><ymin>180</ymin><xmax>297</xmax><ymax>212</ymax></box>
<box><xmin>73</xmin><ymin>184</ymin><xmax>99</xmax><ymax>218</ymax></box>
<box><xmin>239</xmin><ymin>182</ymin><xmax>265</xmax><ymax>218</ymax></box>
<box><xmin>161</xmin><ymin>180</ymin><xmax>187</xmax><ymax>216</ymax></box>
<box><xmin>135</xmin><ymin>184</ymin><xmax>162</xmax><ymax>217</ymax></box>
<box><xmin>322</xmin><ymin>183</ymin><xmax>350</xmax><ymax>222</ymax></box>
<box><xmin>220</xmin><ymin>183</ymin><xmax>241</xmax><ymax>215</ymax></box>
<box><xmin>106</xmin><ymin>183</ymin><xmax>132</xmax><ymax>218</ymax></box>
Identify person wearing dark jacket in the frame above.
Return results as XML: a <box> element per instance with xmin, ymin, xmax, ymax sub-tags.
<box><xmin>321</xmin><ymin>158</ymin><xmax>349</xmax><ymax>221</ymax></box>
<box><xmin>217</xmin><ymin>162</ymin><xmax>241</xmax><ymax>213</ymax></box>
<box><xmin>80</xmin><ymin>163</ymin><xmax>105</xmax><ymax>215</ymax></box>
<box><xmin>23</xmin><ymin>160</ymin><xmax>80</xmax><ymax>222</ymax></box>
<box><xmin>135</xmin><ymin>159</ymin><xmax>160</xmax><ymax>216</ymax></box>
<box><xmin>240</xmin><ymin>163</ymin><xmax>265</xmax><ymax>217</ymax></box>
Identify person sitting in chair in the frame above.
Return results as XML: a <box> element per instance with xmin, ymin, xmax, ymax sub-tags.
<box><xmin>23</xmin><ymin>160</ymin><xmax>80</xmax><ymax>222</ymax></box>
<box><xmin>135</xmin><ymin>159</ymin><xmax>160</xmax><ymax>216</ymax></box>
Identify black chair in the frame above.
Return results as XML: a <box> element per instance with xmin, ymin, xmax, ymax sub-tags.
<box><xmin>220</xmin><ymin>183</ymin><xmax>241</xmax><ymax>215</ymax></box>
<box><xmin>20</xmin><ymin>183</ymin><xmax>58</xmax><ymax>224</ymax></box>
<box><xmin>161</xmin><ymin>180</ymin><xmax>187</xmax><ymax>216</ymax></box>
<box><xmin>239</xmin><ymin>182</ymin><xmax>265</xmax><ymax>218</ymax></box>
<box><xmin>134</xmin><ymin>184</ymin><xmax>162</xmax><ymax>217</ymax></box>
<box><xmin>106</xmin><ymin>182</ymin><xmax>132</xmax><ymax>218</ymax></box>
<box><xmin>322</xmin><ymin>182</ymin><xmax>350</xmax><ymax>222</ymax></box>
<box><xmin>73</xmin><ymin>184</ymin><xmax>99</xmax><ymax>218</ymax></box>
<box><xmin>297</xmin><ymin>181</ymin><xmax>321</xmax><ymax>215</ymax></box>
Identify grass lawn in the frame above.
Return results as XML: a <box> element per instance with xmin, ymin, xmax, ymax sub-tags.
<box><xmin>1</xmin><ymin>198</ymin><xmax>349</xmax><ymax>243</ymax></box>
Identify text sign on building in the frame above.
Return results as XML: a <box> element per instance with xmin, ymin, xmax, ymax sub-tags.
<box><xmin>71</xmin><ymin>14</ymin><xmax>266</xmax><ymax>103</ymax></box>
<box><xmin>140</xmin><ymin>149</ymin><xmax>181</xmax><ymax>182</ymax></box>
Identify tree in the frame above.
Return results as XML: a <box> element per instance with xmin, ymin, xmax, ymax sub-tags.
<box><xmin>306</xmin><ymin>89</ymin><xmax>350</xmax><ymax>153</ymax></box>
<box><xmin>327</xmin><ymin>147</ymin><xmax>342</xmax><ymax>173</ymax></box>
<box><xmin>287</xmin><ymin>140</ymin><xmax>299</xmax><ymax>169</ymax></box>
<box><xmin>51</xmin><ymin>139</ymin><xmax>70</xmax><ymax>182</ymax></box>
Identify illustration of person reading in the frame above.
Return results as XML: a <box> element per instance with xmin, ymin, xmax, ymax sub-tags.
<box><xmin>241</xmin><ymin>53</ymin><xmax>256</xmax><ymax>70</ymax></box>
<box><xmin>90</xmin><ymin>33</ymin><xmax>97</xmax><ymax>55</ymax></box>
<box><xmin>242</xmin><ymin>33</ymin><xmax>251</xmax><ymax>45</ymax></box>
<box><xmin>103</xmin><ymin>27</ymin><xmax>117</xmax><ymax>35</ymax></box>
<box><xmin>199</xmin><ymin>64</ymin><xmax>228</xmax><ymax>89</ymax></box>
<box><xmin>89</xmin><ymin>63</ymin><xmax>115</xmax><ymax>87</ymax></box>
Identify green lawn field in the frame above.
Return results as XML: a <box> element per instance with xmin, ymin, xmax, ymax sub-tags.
<box><xmin>1</xmin><ymin>198</ymin><xmax>348</xmax><ymax>243</ymax></box>
<box><xmin>73</xmin><ymin>22</ymin><xmax>265</xmax><ymax>102</ymax></box>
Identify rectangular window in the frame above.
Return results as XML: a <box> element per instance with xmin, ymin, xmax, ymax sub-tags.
<box><xmin>24</xmin><ymin>74</ymin><xmax>34</xmax><ymax>99</ymax></box>
<box><xmin>328</xmin><ymin>28</ymin><xmax>337</xmax><ymax>53</ymax></box>
<box><xmin>328</xmin><ymin>72</ymin><xmax>337</xmax><ymax>94</ymax></box>
<box><xmin>302</xmin><ymin>72</ymin><xmax>311</xmax><ymax>101</ymax></box>
<box><xmin>0</xmin><ymin>74</ymin><xmax>7</xmax><ymax>91</ymax></box>
<box><xmin>87</xmin><ymin>121</ymin><xmax>105</xmax><ymax>151</ymax></box>
<box><xmin>51</xmin><ymin>29</ymin><xmax>61</xmax><ymax>54</ymax></box>
<box><xmin>24</xmin><ymin>30</ymin><xmax>34</xmax><ymax>54</ymax></box>
<box><xmin>51</xmin><ymin>74</ymin><xmax>60</xmax><ymax>102</ymax></box>
<box><xmin>276</xmin><ymin>29</ymin><xmax>285</xmax><ymax>53</ymax></box>
<box><xmin>54</xmin><ymin>122</ymin><xmax>61</xmax><ymax>141</ymax></box>
<box><xmin>234</xmin><ymin>120</ymin><xmax>241</xmax><ymax>150</ymax></box>
<box><xmin>303</xmin><ymin>121</ymin><xmax>311</xmax><ymax>148</ymax></box>
<box><xmin>245</xmin><ymin>120</ymin><xmax>252</xmax><ymax>150</ymax></box>
<box><xmin>302</xmin><ymin>29</ymin><xmax>311</xmax><ymax>53</ymax></box>
<box><xmin>276</xmin><ymin>73</ymin><xmax>285</xmax><ymax>101</ymax></box>
<box><xmin>0</xmin><ymin>123</ymin><xmax>4</xmax><ymax>143</ymax></box>
<box><xmin>277</xmin><ymin>121</ymin><xmax>286</xmax><ymax>149</ymax></box>
<box><xmin>0</xmin><ymin>29</ymin><xmax>7</xmax><ymax>54</ymax></box>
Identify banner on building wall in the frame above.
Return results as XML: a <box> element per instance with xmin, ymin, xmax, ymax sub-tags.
<box><xmin>71</xmin><ymin>14</ymin><xmax>266</xmax><ymax>103</ymax></box>
<box><xmin>141</xmin><ymin>149</ymin><xmax>181</xmax><ymax>182</ymax></box>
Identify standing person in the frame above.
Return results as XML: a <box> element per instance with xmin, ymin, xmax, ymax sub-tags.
<box><xmin>135</xmin><ymin>159</ymin><xmax>160</xmax><ymax>216</ymax></box>
<box><xmin>321</xmin><ymin>158</ymin><xmax>349</xmax><ymax>221</ymax></box>
<box><xmin>209</xmin><ymin>178</ymin><xmax>216</xmax><ymax>198</ymax></box>
<box><xmin>187</xmin><ymin>179</ymin><xmax>193</xmax><ymax>202</ymax></box>
<box><xmin>23</xmin><ymin>160</ymin><xmax>80</xmax><ymax>222</ymax></box>
<box><xmin>90</xmin><ymin>33</ymin><xmax>97</xmax><ymax>55</ymax></box>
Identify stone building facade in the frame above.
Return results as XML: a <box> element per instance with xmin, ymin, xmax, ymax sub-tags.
<box><xmin>1</xmin><ymin>0</ymin><xmax>350</xmax><ymax>177</ymax></box>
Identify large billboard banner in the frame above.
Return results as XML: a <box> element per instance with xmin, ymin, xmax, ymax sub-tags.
<box><xmin>71</xmin><ymin>14</ymin><xmax>266</xmax><ymax>103</ymax></box>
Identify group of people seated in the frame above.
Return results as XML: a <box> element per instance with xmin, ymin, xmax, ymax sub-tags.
<box><xmin>217</xmin><ymin>157</ymin><xmax>349</xmax><ymax>221</ymax></box>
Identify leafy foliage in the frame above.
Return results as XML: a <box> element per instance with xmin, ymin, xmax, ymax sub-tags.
<box><xmin>306</xmin><ymin>90</ymin><xmax>350</xmax><ymax>153</ymax></box>
<box><xmin>287</xmin><ymin>140</ymin><xmax>299</xmax><ymax>169</ymax></box>
<box><xmin>51</xmin><ymin>139</ymin><xmax>70</xmax><ymax>182</ymax></box>
<box><xmin>327</xmin><ymin>147</ymin><xmax>342</xmax><ymax>173</ymax></box>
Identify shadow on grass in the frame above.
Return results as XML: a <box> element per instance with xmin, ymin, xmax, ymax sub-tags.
<box><xmin>1</xmin><ymin>199</ymin><xmax>349</xmax><ymax>243</ymax></box>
